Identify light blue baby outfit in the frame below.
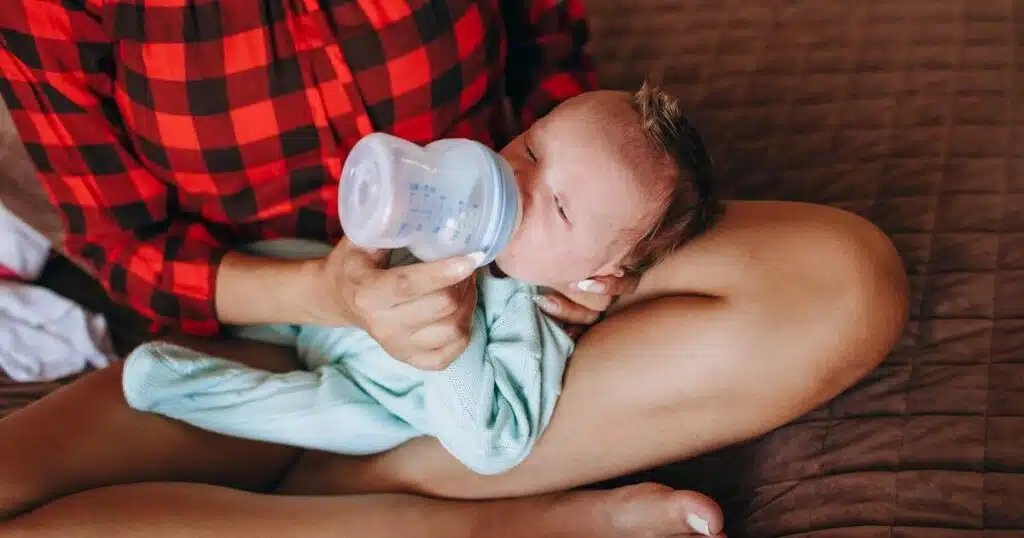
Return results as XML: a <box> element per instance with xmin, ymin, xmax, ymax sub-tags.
<box><xmin>121</xmin><ymin>239</ymin><xmax>574</xmax><ymax>475</ymax></box>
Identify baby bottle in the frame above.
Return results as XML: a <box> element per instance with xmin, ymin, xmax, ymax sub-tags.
<box><xmin>338</xmin><ymin>132</ymin><xmax>521</xmax><ymax>266</ymax></box>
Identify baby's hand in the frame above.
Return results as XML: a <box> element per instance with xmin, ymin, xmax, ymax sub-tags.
<box><xmin>533</xmin><ymin>273</ymin><xmax>640</xmax><ymax>328</ymax></box>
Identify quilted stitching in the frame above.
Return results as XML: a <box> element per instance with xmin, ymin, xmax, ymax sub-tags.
<box><xmin>586</xmin><ymin>0</ymin><xmax>1023</xmax><ymax>535</ymax></box>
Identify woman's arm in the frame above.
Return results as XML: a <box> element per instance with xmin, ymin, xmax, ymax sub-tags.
<box><xmin>213</xmin><ymin>250</ymin><xmax>334</xmax><ymax>328</ymax></box>
<box><xmin>0</xmin><ymin>0</ymin><xmax>231</xmax><ymax>336</ymax></box>
<box><xmin>0</xmin><ymin>2</ymin><xmax>468</xmax><ymax>338</ymax></box>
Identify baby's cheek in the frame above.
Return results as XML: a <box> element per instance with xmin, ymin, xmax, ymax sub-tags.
<box><xmin>496</xmin><ymin>242</ymin><xmax>546</xmax><ymax>283</ymax></box>
<box><xmin>495</xmin><ymin>241</ymin><xmax>530</xmax><ymax>275</ymax></box>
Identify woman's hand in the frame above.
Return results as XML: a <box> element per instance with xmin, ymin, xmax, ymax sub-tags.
<box><xmin>533</xmin><ymin>273</ymin><xmax>641</xmax><ymax>329</ymax></box>
<box><xmin>309</xmin><ymin>239</ymin><xmax>483</xmax><ymax>370</ymax></box>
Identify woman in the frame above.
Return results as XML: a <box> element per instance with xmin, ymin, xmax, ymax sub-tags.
<box><xmin>0</xmin><ymin>0</ymin><xmax>908</xmax><ymax>536</ymax></box>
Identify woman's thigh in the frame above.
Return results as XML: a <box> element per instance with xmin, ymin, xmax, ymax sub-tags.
<box><xmin>0</xmin><ymin>334</ymin><xmax>304</xmax><ymax>519</ymax></box>
<box><xmin>280</xmin><ymin>201</ymin><xmax>909</xmax><ymax>499</ymax></box>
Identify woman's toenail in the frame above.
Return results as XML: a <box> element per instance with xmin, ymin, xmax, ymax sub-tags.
<box><xmin>686</xmin><ymin>513</ymin><xmax>712</xmax><ymax>536</ymax></box>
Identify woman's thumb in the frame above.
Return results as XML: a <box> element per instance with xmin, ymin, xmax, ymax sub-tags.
<box><xmin>337</xmin><ymin>237</ymin><xmax>391</xmax><ymax>270</ymax></box>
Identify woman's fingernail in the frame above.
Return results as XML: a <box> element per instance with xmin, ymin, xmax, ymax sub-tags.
<box><xmin>575</xmin><ymin>279</ymin><xmax>606</xmax><ymax>293</ymax></box>
<box><xmin>613</xmin><ymin>268</ymin><xmax>626</xmax><ymax>278</ymax></box>
<box><xmin>449</xmin><ymin>252</ymin><xmax>485</xmax><ymax>277</ymax></box>
<box><xmin>686</xmin><ymin>514</ymin><xmax>712</xmax><ymax>536</ymax></box>
<box><xmin>448</xmin><ymin>260</ymin><xmax>474</xmax><ymax>277</ymax></box>
<box><xmin>533</xmin><ymin>295</ymin><xmax>560</xmax><ymax>313</ymax></box>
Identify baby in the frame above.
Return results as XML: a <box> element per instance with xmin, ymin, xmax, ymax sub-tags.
<box><xmin>120</xmin><ymin>83</ymin><xmax>718</xmax><ymax>475</ymax></box>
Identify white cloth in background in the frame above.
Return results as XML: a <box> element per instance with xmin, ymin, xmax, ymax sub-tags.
<box><xmin>0</xmin><ymin>282</ymin><xmax>115</xmax><ymax>381</ymax></box>
<box><xmin>0</xmin><ymin>202</ymin><xmax>116</xmax><ymax>382</ymax></box>
<box><xmin>0</xmin><ymin>200</ymin><xmax>50</xmax><ymax>280</ymax></box>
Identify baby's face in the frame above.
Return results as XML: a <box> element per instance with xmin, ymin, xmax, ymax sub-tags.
<box><xmin>493</xmin><ymin>91</ymin><xmax>670</xmax><ymax>288</ymax></box>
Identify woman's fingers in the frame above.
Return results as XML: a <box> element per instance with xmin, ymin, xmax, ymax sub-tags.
<box><xmin>405</xmin><ymin>284</ymin><xmax>478</xmax><ymax>369</ymax></box>
<box><xmin>356</xmin><ymin>250</ymin><xmax>483</xmax><ymax>310</ymax></box>
<box><xmin>534</xmin><ymin>293</ymin><xmax>602</xmax><ymax>325</ymax></box>
<box><xmin>385</xmin><ymin>277</ymin><xmax>475</xmax><ymax>331</ymax></box>
<box><xmin>558</xmin><ymin>287</ymin><xmax>614</xmax><ymax>313</ymax></box>
<box><xmin>328</xmin><ymin>235</ymin><xmax>482</xmax><ymax>366</ymax></box>
<box><xmin>570</xmin><ymin>272</ymin><xmax>641</xmax><ymax>297</ymax></box>
<box><xmin>417</xmin><ymin>337</ymin><xmax>476</xmax><ymax>372</ymax></box>
<box><xmin>534</xmin><ymin>272</ymin><xmax>642</xmax><ymax>326</ymax></box>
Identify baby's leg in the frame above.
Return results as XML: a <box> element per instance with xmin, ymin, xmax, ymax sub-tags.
<box><xmin>122</xmin><ymin>341</ymin><xmax>418</xmax><ymax>455</ymax></box>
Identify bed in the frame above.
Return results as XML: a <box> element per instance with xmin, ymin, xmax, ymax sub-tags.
<box><xmin>2</xmin><ymin>0</ymin><xmax>1022</xmax><ymax>535</ymax></box>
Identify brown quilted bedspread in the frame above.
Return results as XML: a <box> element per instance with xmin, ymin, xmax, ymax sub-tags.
<box><xmin>1</xmin><ymin>0</ymin><xmax>1022</xmax><ymax>536</ymax></box>
<box><xmin>584</xmin><ymin>0</ymin><xmax>1024</xmax><ymax>536</ymax></box>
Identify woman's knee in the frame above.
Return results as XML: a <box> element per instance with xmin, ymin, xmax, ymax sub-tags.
<box><xmin>636</xmin><ymin>201</ymin><xmax>908</xmax><ymax>385</ymax></box>
<box><xmin>806</xmin><ymin>204</ymin><xmax>909</xmax><ymax>351</ymax></box>
<box><xmin>638</xmin><ymin>201</ymin><xmax>906</xmax><ymax>314</ymax></box>
<box><xmin>759</xmin><ymin>203</ymin><xmax>908</xmax><ymax>357</ymax></box>
<box><xmin>754</xmin><ymin>203</ymin><xmax>909</xmax><ymax>390</ymax></box>
<box><xmin>752</xmin><ymin>202</ymin><xmax>908</xmax><ymax>315</ymax></box>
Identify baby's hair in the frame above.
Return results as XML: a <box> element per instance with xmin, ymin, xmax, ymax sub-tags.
<box><xmin>621</xmin><ymin>81</ymin><xmax>721</xmax><ymax>274</ymax></box>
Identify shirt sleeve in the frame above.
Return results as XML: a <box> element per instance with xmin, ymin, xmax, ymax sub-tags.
<box><xmin>0</xmin><ymin>0</ymin><xmax>225</xmax><ymax>336</ymax></box>
<box><xmin>501</xmin><ymin>0</ymin><xmax>600</xmax><ymax>130</ymax></box>
<box><xmin>422</xmin><ymin>288</ymin><xmax>575</xmax><ymax>475</ymax></box>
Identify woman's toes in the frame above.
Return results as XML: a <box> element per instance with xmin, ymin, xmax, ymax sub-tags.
<box><xmin>605</xmin><ymin>482</ymin><xmax>724</xmax><ymax>537</ymax></box>
<box><xmin>671</xmin><ymin>489</ymin><xmax>722</xmax><ymax>536</ymax></box>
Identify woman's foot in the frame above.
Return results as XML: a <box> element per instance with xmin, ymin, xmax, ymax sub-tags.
<box><xmin>504</xmin><ymin>482</ymin><xmax>724</xmax><ymax>537</ymax></box>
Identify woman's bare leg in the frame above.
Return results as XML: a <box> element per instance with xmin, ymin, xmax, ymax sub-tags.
<box><xmin>0</xmin><ymin>322</ymin><xmax>724</xmax><ymax>537</ymax></box>
<box><xmin>0</xmin><ymin>335</ymin><xmax>303</xmax><ymax>518</ymax></box>
<box><xmin>280</xmin><ymin>201</ymin><xmax>909</xmax><ymax>499</ymax></box>
<box><xmin>6</xmin><ymin>482</ymin><xmax>724</xmax><ymax>538</ymax></box>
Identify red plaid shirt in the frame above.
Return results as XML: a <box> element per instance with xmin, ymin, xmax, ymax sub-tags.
<box><xmin>0</xmin><ymin>0</ymin><xmax>596</xmax><ymax>336</ymax></box>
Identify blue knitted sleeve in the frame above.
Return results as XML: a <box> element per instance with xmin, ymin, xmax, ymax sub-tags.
<box><xmin>420</xmin><ymin>281</ymin><xmax>574</xmax><ymax>475</ymax></box>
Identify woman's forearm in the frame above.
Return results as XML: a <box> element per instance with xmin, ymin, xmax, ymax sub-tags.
<box><xmin>214</xmin><ymin>251</ymin><xmax>339</xmax><ymax>327</ymax></box>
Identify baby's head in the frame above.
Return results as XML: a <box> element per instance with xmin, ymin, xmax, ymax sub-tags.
<box><xmin>493</xmin><ymin>83</ymin><xmax>719</xmax><ymax>287</ymax></box>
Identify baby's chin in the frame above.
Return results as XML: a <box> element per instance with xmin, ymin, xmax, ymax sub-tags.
<box><xmin>489</xmin><ymin>255</ymin><xmax>517</xmax><ymax>279</ymax></box>
<box><xmin>490</xmin><ymin>255</ymin><xmax>534</xmax><ymax>283</ymax></box>
<box><xmin>486</xmin><ymin>260</ymin><xmax>509</xmax><ymax>278</ymax></box>
<box><xmin>490</xmin><ymin>255</ymin><xmax>559</xmax><ymax>289</ymax></box>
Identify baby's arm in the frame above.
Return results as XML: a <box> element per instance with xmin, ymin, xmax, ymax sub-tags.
<box><xmin>121</xmin><ymin>341</ymin><xmax>418</xmax><ymax>455</ymax></box>
<box><xmin>421</xmin><ymin>289</ymin><xmax>574</xmax><ymax>475</ymax></box>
